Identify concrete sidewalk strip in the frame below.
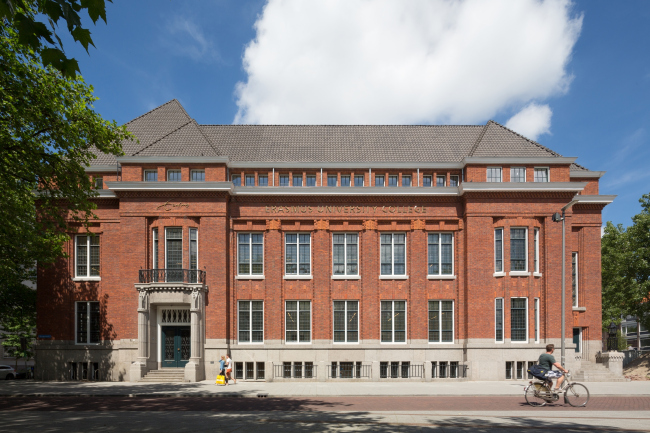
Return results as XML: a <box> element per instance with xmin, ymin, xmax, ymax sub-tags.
<box><xmin>1</xmin><ymin>380</ymin><xmax>649</xmax><ymax>397</ymax></box>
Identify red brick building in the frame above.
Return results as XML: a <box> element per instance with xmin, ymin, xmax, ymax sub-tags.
<box><xmin>35</xmin><ymin>100</ymin><xmax>614</xmax><ymax>382</ymax></box>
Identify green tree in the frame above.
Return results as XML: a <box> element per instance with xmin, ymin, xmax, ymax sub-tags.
<box><xmin>0</xmin><ymin>281</ymin><xmax>36</xmax><ymax>371</ymax></box>
<box><xmin>1</xmin><ymin>0</ymin><xmax>111</xmax><ymax>77</ymax></box>
<box><xmin>602</xmin><ymin>192</ymin><xmax>650</xmax><ymax>332</ymax></box>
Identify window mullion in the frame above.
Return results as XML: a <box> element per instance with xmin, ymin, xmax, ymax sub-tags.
<box><xmin>86</xmin><ymin>301</ymin><xmax>91</xmax><ymax>344</ymax></box>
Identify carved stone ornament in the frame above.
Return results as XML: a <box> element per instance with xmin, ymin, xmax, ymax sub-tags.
<box><xmin>314</xmin><ymin>220</ymin><xmax>330</xmax><ymax>230</ymax></box>
<box><xmin>138</xmin><ymin>290</ymin><xmax>149</xmax><ymax>312</ymax></box>
<box><xmin>191</xmin><ymin>290</ymin><xmax>202</xmax><ymax>311</ymax></box>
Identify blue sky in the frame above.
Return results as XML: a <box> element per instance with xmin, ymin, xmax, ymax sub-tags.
<box><xmin>58</xmin><ymin>0</ymin><xmax>649</xmax><ymax>228</ymax></box>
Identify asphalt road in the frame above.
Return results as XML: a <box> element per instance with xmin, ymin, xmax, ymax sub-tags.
<box><xmin>1</xmin><ymin>396</ymin><xmax>649</xmax><ymax>432</ymax></box>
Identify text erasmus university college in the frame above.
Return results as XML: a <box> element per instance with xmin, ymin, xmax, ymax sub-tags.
<box><xmin>35</xmin><ymin>100</ymin><xmax>614</xmax><ymax>382</ymax></box>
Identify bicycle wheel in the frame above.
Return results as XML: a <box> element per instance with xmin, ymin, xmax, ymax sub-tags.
<box><xmin>565</xmin><ymin>383</ymin><xmax>590</xmax><ymax>407</ymax></box>
<box><xmin>525</xmin><ymin>382</ymin><xmax>549</xmax><ymax>407</ymax></box>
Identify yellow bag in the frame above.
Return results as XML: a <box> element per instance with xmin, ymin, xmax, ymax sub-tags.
<box><xmin>215</xmin><ymin>375</ymin><xmax>225</xmax><ymax>385</ymax></box>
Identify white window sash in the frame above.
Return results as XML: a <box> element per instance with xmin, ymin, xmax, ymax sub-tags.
<box><xmin>429</xmin><ymin>300</ymin><xmax>454</xmax><ymax>343</ymax></box>
<box><xmin>495</xmin><ymin>298</ymin><xmax>504</xmax><ymax>343</ymax></box>
<box><xmin>381</xmin><ymin>301</ymin><xmax>407</xmax><ymax>344</ymax></box>
<box><xmin>284</xmin><ymin>233</ymin><xmax>311</xmax><ymax>276</ymax></box>
<box><xmin>332</xmin><ymin>233</ymin><xmax>359</xmax><ymax>276</ymax></box>
<box><xmin>380</xmin><ymin>233</ymin><xmax>407</xmax><ymax>277</ymax></box>
<box><xmin>238</xmin><ymin>301</ymin><xmax>264</xmax><ymax>344</ymax></box>
<box><xmin>428</xmin><ymin>232</ymin><xmax>454</xmax><ymax>276</ymax></box>
<box><xmin>333</xmin><ymin>300</ymin><xmax>359</xmax><ymax>344</ymax></box>
<box><xmin>285</xmin><ymin>301</ymin><xmax>311</xmax><ymax>344</ymax></box>
<box><xmin>238</xmin><ymin>233</ymin><xmax>264</xmax><ymax>276</ymax></box>
<box><xmin>510</xmin><ymin>297</ymin><xmax>528</xmax><ymax>343</ymax></box>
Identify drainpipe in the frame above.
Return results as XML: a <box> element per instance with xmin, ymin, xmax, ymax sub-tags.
<box><xmin>272</xmin><ymin>168</ymin><xmax>275</xmax><ymax>186</ymax></box>
<box><xmin>320</xmin><ymin>168</ymin><xmax>323</xmax><ymax>186</ymax></box>
<box><xmin>417</xmin><ymin>168</ymin><xmax>420</xmax><ymax>187</ymax></box>
<box><xmin>369</xmin><ymin>168</ymin><xmax>372</xmax><ymax>186</ymax></box>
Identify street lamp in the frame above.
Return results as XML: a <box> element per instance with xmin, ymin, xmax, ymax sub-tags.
<box><xmin>607</xmin><ymin>321</ymin><xmax>618</xmax><ymax>352</ymax></box>
<box><xmin>552</xmin><ymin>199</ymin><xmax>578</xmax><ymax>367</ymax></box>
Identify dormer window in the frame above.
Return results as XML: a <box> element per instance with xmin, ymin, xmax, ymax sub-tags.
<box><xmin>232</xmin><ymin>174</ymin><xmax>241</xmax><ymax>186</ymax></box>
<box><xmin>144</xmin><ymin>170</ymin><xmax>158</xmax><ymax>182</ymax></box>
<box><xmin>534</xmin><ymin>167</ymin><xmax>549</xmax><ymax>182</ymax></box>
<box><xmin>510</xmin><ymin>167</ymin><xmax>525</xmax><ymax>182</ymax></box>
<box><xmin>167</xmin><ymin>170</ymin><xmax>181</xmax><ymax>181</ymax></box>
<box><xmin>487</xmin><ymin>167</ymin><xmax>502</xmax><ymax>182</ymax></box>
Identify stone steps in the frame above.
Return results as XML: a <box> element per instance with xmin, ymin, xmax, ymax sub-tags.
<box><xmin>573</xmin><ymin>362</ymin><xmax>628</xmax><ymax>382</ymax></box>
<box><xmin>140</xmin><ymin>369</ymin><xmax>186</xmax><ymax>383</ymax></box>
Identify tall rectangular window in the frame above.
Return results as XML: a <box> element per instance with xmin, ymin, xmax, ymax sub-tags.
<box><xmin>286</xmin><ymin>301</ymin><xmax>311</xmax><ymax>343</ymax></box>
<box><xmin>327</xmin><ymin>175</ymin><xmax>337</xmax><ymax>187</ymax></box>
<box><xmin>487</xmin><ymin>167</ymin><xmax>502</xmax><ymax>182</ymax></box>
<box><xmin>495</xmin><ymin>298</ymin><xmax>504</xmax><ymax>342</ymax></box>
<box><xmin>190</xmin><ymin>170</ymin><xmax>205</xmax><ymax>182</ymax></box>
<box><xmin>76</xmin><ymin>301</ymin><xmax>100</xmax><ymax>344</ymax></box>
<box><xmin>167</xmin><ymin>170</ymin><xmax>181</xmax><ymax>181</ymax></box>
<box><xmin>76</xmin><ymin>235</ymin><xmax>100</xmax><ymax>278</ymax></box>
<box><xmin>354</xmin><ymin>175</ymin><xmax>364</xmax><ymax>187</ymax></box>
<box><xmin>279</xmin><ymin>174</ymin><xmax>289</xmax><ymax>186</ymax></box>
<box><xmin>285</xmin><ymin>233</ymin><xmax>311</xmax><ymax>276</ymax></box>
<box><xmin>494</xmin><ymin>228</ymin><xmax>503</xmax><ymax>273</ymax></box>
<box><xmin>332</xmin><ymin>233</ymin><xmax>358</xmax><ymax>275</ymax></box>
<box><xmin>534</xmin><ymin>228</ymin><xmax>540</xmax><ymax>273</ymax></box>
<box><xmin>292</xmin><ymin>175</ymin><xmax>303</xmax><ymax>187</ymax></box>
<box><xmin>402</xmin><ymin>176</ymin><xmax>411</xmax><ymax>187</ymax></box>
<box><xmin>144</xmin><ymin>170</ymin><xmax>158</xmax><ymax>181</ymax></box>
<box><xmin>436</xmin><ymin>175</ymin><xmax>446</xmax><ymax>187</ymax></box>
<box><xmin>258</xmin><ymin>175</ymin><xmax>268</xmax><ymax>186</ymax></box>
<box><xmin>534</xmin><ymin>298</ymin><xmax>540</xmax><ymax>343</ymax></box>
<box><xmin>510</xmin><ymin>167</ymin><xmax>526</xmax><ymax>182</ymax></box>
<box><xmin>94</xmin><ymin>177</ymin><xmax>103</xmax><ymax>189</ymax></box>
<box><xmin>510</xmin><ymin>228</ymin><xmax>527</xmax><ymax>272</ymax></box>
<box><xmin>381</xmin><ymin>301</ymin><xmax>406</xmax><ymax>343</ymax></box>
<box><xmin>380</xmin><ymin>233</ymin><xmax>406</xmax><ymax>276</ymax></box>
<box><xmin>572</xmin><ymin>252</ymin><xmax>578</xmax><ymax>307</ymax></box>
<box><xmin>340</xmin><ymin>175</ymin><xmax>350</xmax><ymax>187</ymax></box>
<box><xmin>333</xmin><ymin>300</ymin><xmax>358</xmax><ymax>343</ymax></box>
<box><xmin>232</xmin><ymin>174</ymin><xmax>241</xmax><ymax>186</ymax></box>
<box><xmin>238</xmin><ymin>233</ymin><xmax>263</xmax><ymax>276</ymax></box>
<box><xmin>245</xmin><ymin>175</ymin><xmax>255</xmax><ymax>186</ymax></box>
<box><xmin>428</xmin><ymin>233</ymin><xmax>453</xmax><ymax>276</ymax></box>
<box><xmin>239</xmin><ymin>300</ymin><xmax>263</xmax><ymax>343</ymax></box>
<box><xmin>534</xmin><ymin>167</ymin><xmax>549</xmax><ymax>182</ymax></box>
<box><xmin>306</xmin><ymin>175</ymin><xmax>316</xmax><ymax>186</ymax></box>
<box><xmin>422</xmin><ymin>175</ymin><xmax>432</xmax><ymax>187</ymax></box>
<box><xmin>429</xmin><ymin>300</ymin><xmax>453</xmax><ymax>343</ymax></box>
<box><xmin>152</xmin><ymin>228</ymin><xmax>158</xmax><ymax>269</ymax></box>
<box><xmin>388</xmin><ymin>175</ymin><xmax>398</xmax><ymax>187</ymax></box>
<box><xmin>189</xmin><ymin>228</ymin><xmax>198</xmax><ymax>282</ymax></box>
<box><xmin>375</xmin><ymin>175</ymin><xmax>385</xmax><ymax>187</ymax></box>
<box><xmin>511</xmin><ymin>298</ymin><xmax>528</xmax><ymax>342</ymax></box>
<box><xmin>449</xmin><ymin>175</ymin><xmax>459</xmax><ymax>187</ymax></box>
<box><xmin>166</xmin><ymin>228</ymin><xmax>183</xmax><ymax>282</ymax></box>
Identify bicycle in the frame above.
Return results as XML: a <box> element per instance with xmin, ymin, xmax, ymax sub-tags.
<box><xmin>524</xmin><ymin>371</ymin><xmax>590</xmax><ymax>407</ymax></box>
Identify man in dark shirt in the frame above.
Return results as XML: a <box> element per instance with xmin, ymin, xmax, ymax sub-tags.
<box><xmin>539</xmin><ymin>344</ymin><xmax>569</xmax><ymax>392</ymax></box>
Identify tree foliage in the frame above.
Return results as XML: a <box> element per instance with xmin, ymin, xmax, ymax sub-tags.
<box><xmin>0</xmin><ymin>0</ymin><xmax>111</xmax><ymax>78</ymax></box>
<box><xmin>0</xmin><ymin>281</ymin><xmax>36</xmax><ymax>369</ymax></box>
<box><xmin>602</xmin><ymin>193</ymin><xmax>650</xmax><ymax>331</ymax></box>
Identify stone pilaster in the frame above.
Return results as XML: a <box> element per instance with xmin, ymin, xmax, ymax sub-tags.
<box><xmin>185</xmin><ymin>289</ymin><xmax>205</xmax><ymax>382</ymax></box>
<box><xmin>130</xmin><ymin>289</ymin><xmax>149</xmax><ymax>382</ymax></box>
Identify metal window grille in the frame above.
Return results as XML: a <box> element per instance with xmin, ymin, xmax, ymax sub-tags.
<box><xmin>91</xmin><ymin>362</ymin><xmax>99</xmax><ymax>381</ymax></box>
<box><xmin>510</xmin><ymin>298</ymin><xmax>527</xmax><ymax>341</ymax></box>
<box><xmin>332</xmin><ymin>234</ymin><xmax>358</xmax><ymax>276</ymax></box>
<box><xmin>495</xmin><ymin>298</ymin><xmax>504</xmax><ymax>342</ymax></box>
<box><xmin>275</xmin><ymin>362</ymin><xmax>315</xmax><ymax>378</ymax></box>
<box><xmin>432</xmin><ymin>361</ymin><xmax>467</xmax><ymax>378</ymax></box>
<box><xmin>505</xmin><ymin>361</ymin><xmax>513</xmax><ymax>379</ymax></box>
<box><xmin>286</xmin><ymin>301</ymin><xmax>311</xmax><ymax>343</ymax></box>
<box><xmin>381</xmin><ymin>300</ymin><xmax>406</xmax><ymax>343</ymax></box>
<box><xmin>516</xmin><ymin>361</ymin><xmax>525</xmax><ymax>379</ymax></box>
<box><xmin>328</xmin><ymin>362</ymin><xmax>370</xmax><ymax>378</ymax></box>
<box><xmin>190</xmin><ymin>170</ymin><xmax>205</xmax><ymax>182</ymax></box>
<box><xmin>379</xmin><ymin>362</ymin><xmax>423</xmax><ymax>378</ymax></box>
<box><xmin>238</xmin><ymin>233</ymin><xmax>264</xmax><ymax>275</ymax></box>
<box><xmin>285</xmin><ymin>233</ymin><xmax>310</xmax><ymax>275</ymax></box>
<box><xmin>258</xmin><ymin>175</ymin><xmax>268</xmax><ymax>186</ymax></box>
<box><xmin>380</xmin><ymin>233</ymin><xmax>405</xmax><ymax>276</ymax></box>
<box><xmin>306</xmin><ymin>175</ymin><xmax>316</xmax><ymax>186</ymax></box>
<box><xmin>333</xmin><ymin>301</ymin><xmax>359</xmax><ymax>343</ymax></box>
<box><xmin>69</xmin><ymin>362</ymin><xmax>77</xmax><ymax>380</ymax></box>
<box><xmin>422</xmin><ymin>175</ymin><xmax>432</xmax><ymax>187</ymax></box>
<box><xmin>245</xmin><ymin>362</ymin><xmax>255</xmax><ymax>379</ymax></box>
<box><xmin>161</xmin><ymin>309</ymin><xmax>190</xmax><ymax>324</ymax></box>
<box><xmin>167</xmin><ymin>170</ymin><xmax>181</xmax><ymax>181</ymax></box>
<box><xmin>510</xmin><ymin>167</ymin><xmax>525</xmax><ymax>182</ymax></box>
<box><xmin>494</xmin><ymin>229</ymin><xmax>503</xmax><ymax>272</ymax></box>
<box><xmin>235</xmin><ymin>362</ymin><xmax>244</xmax><ymax>379</ymax></box>
<box><xmin>256</xmin><ymin>362</ymin><xmax>265</xmax><ymax>380</ymax></box>
<box><xmin>510</xmin><ymin>228</ymin><xmax>527</xmax><ymax>271</ymax></box>
<box><xmin>429</xmin><ymin>300</ymin><xmax>453</xmax><ymax>343</ymax></box>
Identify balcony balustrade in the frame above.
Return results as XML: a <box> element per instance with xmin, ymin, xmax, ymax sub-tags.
<box><xmin>138</xmin><ymin>269</ymin><xmax>206</xmax><ymax>285</ymax></box>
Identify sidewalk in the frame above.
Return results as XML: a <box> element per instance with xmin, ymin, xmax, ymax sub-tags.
<box><xmin>1</xmin><ymin>380</ymin><xmax>649</xmax><ymax>397</ymax></box>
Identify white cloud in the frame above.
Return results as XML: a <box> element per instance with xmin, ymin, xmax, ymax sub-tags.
<box><xmin>234</xmin><ymin>0</ymin><xmax>582</xmax><ymax>125</ymax></box>
<box><xmin>505</xmin><ymin>103</ymin><xmax>553</xmax><ymax>141</ymax></box>
<box><xmin>163</xmin><ymin>17</ymin><xmax>221</xmax><ymax>63</ymax></box>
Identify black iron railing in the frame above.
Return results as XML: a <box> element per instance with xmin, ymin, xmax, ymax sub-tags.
<box><xmin>138</xmin><ymin>269</ymin><xmax>206</xmax><ymax>284</ymax></box>
<box><xmin>431</xmin><ymin>361</ymin><xmax>468</xmax><ymax>378</ymax></box>
<box><xmin>379</xmin><ymin>362</ymin><xmax>424</xmax><ymax>378</ymax></box>
<box><xmin>328</xmin><ymin>362</ymin><xmax>371</xmax><ymax>378</ymax></box>
<box><xmin>274</xmin><ymin>362</ymin><xmax>317</xmax><ymax>379</ymax></box>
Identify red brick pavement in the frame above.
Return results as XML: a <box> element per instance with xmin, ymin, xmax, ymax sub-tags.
<box><xmin>0</xmin><ymin>396</ymin><xmax>648</xmax><ymax>412</ymax></box>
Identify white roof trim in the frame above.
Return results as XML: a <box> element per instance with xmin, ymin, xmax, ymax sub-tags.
<box><xmin>570</xmin><ymin>170</ymin><xmax>606</xmax><ymax>179</ymax></box>
<box><xmin>573</xmin><ymin>195</ymin><xmax>616</xmax><ymax>204</ymax></box>
<box><xmin>232</xmin><ymin>186</ymin><xmax>459</xmax><ymax>196</ymax></box>
<box><xmin>85</xmin><ymin>165</ymin><xmax>120</xmax><ymax>173</ymax></box>
<box><xmin>463</xmin><ymin>157</ymin><xmax>578</xmax><ymax>164</ymax></box>
<box><xmin>227</xmin><ymin>162</ymin><xmax>464</xmax><ymax>169</ymax></box>
<box><xmin>105</xmin><ymin>181</ymin><xmax>232</xmax><ymax>191</ymax></box>
<box><xmin>459</xmin><ymin>182</ymin><xmax>587</xmax><ymax>194</ymax></box>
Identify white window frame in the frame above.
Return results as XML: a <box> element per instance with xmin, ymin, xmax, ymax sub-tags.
<box><xmin>427</xmin><ymin>232</ymin><xmax>455</xmax><ymax>279</ymax></box>
<box><xmin>534</xmin><ymin>167</ymin><xmax>550</xmax><ymax>182</ymax></box>
<box><xmin>74</xmin><ymin>235</ymin><xmax>100</xmax><ymax>280</ymax></box>
<box><xmin>572</xmin><ymin>252</ymin><xmax>579</xmax><ymax>308</ymax></box>
<box><xmin>75</xmin><ymin>301</ymin><xmax>100</xmax><ymax>345</ymax></box>
<box><xmin>246</xmin><ymin>174</ymin><xmax>256</xmax><ymax>186</ymax></box>
<box><xmin>190</xmin><ymin>169</ymin><xmax>205</xmax><ymax>182</ymax></box>
<box><xmin>258</xmin><ymin>174</ymin><xmax>269</xmax><ymax>186</ymax></box>
<box><xmin>509</xmin><ymin>227</ymin><xmax>529</xmax><ymax>276</ymax></box>
<box><xmin>486</xmin><ymin>167</ymin><xmax>502</xmax><ymax>182</ymax></box>
<box><xmin>428</xmin><ymin>300</ymin><xmax>454</xmax><ymax>343</ymax></box>
<box><xmin>534</xmin><ymin>298</ymin><xmax>540</xmax><ymax>343</ymax></box>
<box><xmin>284</xmin><ymin>233</ymin><xmax>312</xmax><ymax>279</ymax></box>
<box><xmin>436</xmin><ymin>175</ymin><xmax>446</xmax><ymax>187</ymax></box>
<box><xmin>231</xmin><ymin>174</ymin><xmax>241</xmax><ymax>186</ymax></box>
<box><xmin>340</xmin><ymin>175</ymin><xmax>351</xmax><ymax>187</ymax></box>
<box><xmin>533</xmin><ymin>228</ymin><xmax>541</xmax><ymax>276</ymax></box>
<box><xmin>189</xmin><ymin>227</ymin><xmax>198</xmax><ymax>276</ymax></box>
<box><xmin>237</xmin><ymin>233</ymin><xmax>264</xmax><ymax>279</ymax></box>
<box><xmin>164</xmin><ymin>227</ymin><xmax>183</xmax><ymax>275</ymax></box>
<box><xmin>510</xmin><ymin>167</ymin><xmax>526</xmax><ymax>183</ymax></box>
<box><xmin>167</xmin><ymin>169</ymin><xmax>181</xmax><ymax>181</ymax></box>
<box><xmin>327</xmin><ymin>175</ymin><xmax>338</xmax><ymax>187</ymax></box>
<box><xmin>573</xmin><ymin>327</ymin><xmax>582</xmax><ymax>353</ymax></box>
<box><xmin>388</xmin><ymin>175</ymin><xmax>398</xmax><ymax>187</ymax></box>
<box><xmin>494</xmin><ymin>228</ymin><xmax>505</xmax><ymax>277</ymax></box>
<box><xmin>353</xmin><ymin>174</ymin><xmax>364</xmax><ymax>187</ymax></box>
<box><xmin>143</xmin><ymin>170</ymin><xmax>158</xmax><ymax>182</ymax></box>
<box><xmin>379</xmin><ymin>232</ymin><xmax>408</xmax><ymax>279</ymax></box>
<box><xmin>495</xmin><ymin>298</ymin><xmax>504</xmax><ymax>343</ymax></box>
<box><xmin>285</xmin><ymin>300</ymin><xmax>311</xmax><ymax>344</ymax></box>
<box><xmin>510</xmin><ymin>297</ymin><xmax>528</xmax><ymax>343</ymax></box>
<box><xmin>380</xmin><ymin>300</ymin><xmax>407</xmax><ymax>344</ymax></box>
<box><xmin>449</xmin><ymin>175</ymin><xmax>459</xmax><ymax>187</ymax></box>
<box><xmin>333</xmin><ymin>300</ymin><xmax>359</xmax><ymax>344</ymax></box>
<box><xmin>422</xmin><ymin>175</ymin><xmax>432</xmax><ymax>187</ymax></box>
<box><xmin>238</xmin><ymin>300</ymin><xmax>264</xmax><ymax>344</ymax></box>
<box><xmin>402</xmin><ymin>175</ymin><xmax>411</xmax><ymax>187</ymax></box>
<box><xmin>332</xmin><ymin>233</ymin><xmax>360</xmax><ymax>279</ymax></box>
<box><xmin>152</xmin><ymin>228</ymin><xmax>159</xmax><ymax>269</ymax></box>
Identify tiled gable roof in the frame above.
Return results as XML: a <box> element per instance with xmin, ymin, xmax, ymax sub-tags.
<box><xmin>470</xmin><ymin>121</ymin><xmax>561</xmax><ymax>158</ymax></box>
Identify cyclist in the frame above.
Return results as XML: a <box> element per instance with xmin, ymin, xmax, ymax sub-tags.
<box><xmin>538</xmin><ymin>344</ymin><xmax>569</xmax><ymax>393</ymax></box>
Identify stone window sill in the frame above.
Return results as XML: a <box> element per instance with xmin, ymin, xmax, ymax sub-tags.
<box><xmin>572</xmin><ymin>307</ymin><xmax>586</xmax><ymax>312</ymax></box>
<box><xmin>509</xmin><ymin>271</ymin><xmax>531</xmax><ymax>277</ymax></box>
<box><xmin>284</xmin><ymin>275</ymin><xmax>313</xmax><ymax>280</ymax></box>
<box><xmin>332</xmin><ymin>275</ymin><xmax>361</xmax><ymax>280</ymax></box>
<box><xmin>493</xmin><ymin>272</ymin><xmax>506</xmax><ymax>278</ymax></box>
<box><xmin>427</xmin><ymin>275</ymin><xmax>456</xmax><ymax>280</ymax></box>
<box><xmin>236</xmin><ymin>275</ymin><xmax>265</xmax><ymax>280</ymax></box>
<box><xmin>379</xmin><ymin>275</ymin><xmax>408</xmax><ymax>280</ymax></box>
<box><xmin>72</xmin><ymin>277</ymin><xmax>101</xmax><ymax>282</ymax></box>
